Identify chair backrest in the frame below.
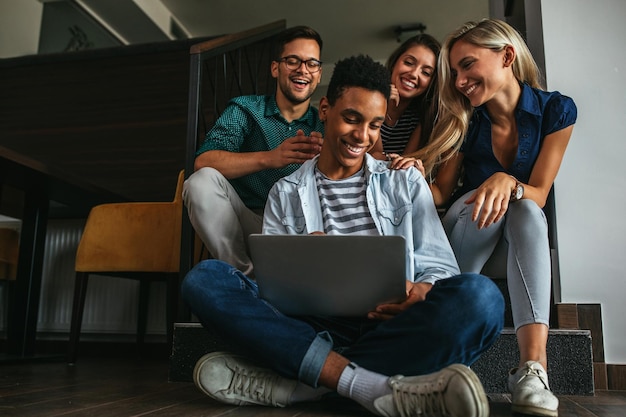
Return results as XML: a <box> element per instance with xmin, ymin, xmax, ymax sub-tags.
<box><xmin>179</xmin><ymin>20</ymin><xmax>287</xmax><ymax>278</ymax></box>
<box><xmin>75</xmin><ymin>170</ymin><xmax>184</xmax><ymax>274</ymax></box>
<box><xmin>172</xmin><ymin>169</ymin><xmax>185</xmax><ymax>206</ymax></box>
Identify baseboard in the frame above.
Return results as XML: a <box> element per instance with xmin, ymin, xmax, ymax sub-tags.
<box><xmin>608</xmin><ymin>364</ymin><xmax>626</xmax><ymax>390</ymax></box>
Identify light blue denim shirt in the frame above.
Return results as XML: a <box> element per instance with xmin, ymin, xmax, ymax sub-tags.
<box><xmin>263</xmin><ymin>154</ymin><xmax>460</xmax><ymax>284</ymax></box>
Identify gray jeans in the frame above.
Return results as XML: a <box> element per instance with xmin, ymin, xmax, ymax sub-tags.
<box><xmin>442</xmin><ymin>190</ymin><xmax>551</xmax><ymax>329</ymax></box>
<box><xmin>182</xmin><ymin>167</ymin><xmax>263</xmax><ymax>276</ymax></box>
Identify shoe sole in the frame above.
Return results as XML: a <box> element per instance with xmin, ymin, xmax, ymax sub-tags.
<box><xmin>511</xmin><ymin>403</ymin><xmax>558</xmax><ymax>417</ymax></box>
<box><xmin>447</xmin><ymin>364</ymin><xmax>490</xmax><ymax>417</ymax></box>
<box><xmin>193</xmin><ymin>351</ymin><xmax>248</xmax><ymax>405</ymax></box>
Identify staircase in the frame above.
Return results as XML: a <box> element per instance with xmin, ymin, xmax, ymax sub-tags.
<box><xmin>169</xmin><ymin>283</ymin><xmax>601</xmax><ymax>395</ymax></box>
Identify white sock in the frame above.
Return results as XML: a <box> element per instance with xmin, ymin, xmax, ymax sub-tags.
<box><xmin>336</xmin><ymin>363</ymin><xmax>391</xmax><ymax>414</ymax></box>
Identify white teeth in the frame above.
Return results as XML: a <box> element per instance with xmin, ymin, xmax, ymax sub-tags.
<box><xmin>465</xmin><ymin>85</ymin><xmax>477</xmax><ymax>95</ymax></box>
<box><xmin>293</xmin><ymin>78</ymin><xmax>309</xmax><ymax>85</ymax></box>
<box><xmin>345</xmin><ymin>143</ymin><xmax>364</xmax><ymax>154</ymax></box>
<box><xmin>402</xmin><ymin>79</ymin><xmax>416</xmax><ymax>89</ymax></box>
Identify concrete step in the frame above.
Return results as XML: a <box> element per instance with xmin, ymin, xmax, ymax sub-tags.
<box><xmin>471</xmin><ymin>328</ymin><xmax>593</xmax><ymax>395</ymax></box>
<box><xmin>169</xmin><ymin>323</ymin><xmax>594</xmax><ymax>395</ymax></box>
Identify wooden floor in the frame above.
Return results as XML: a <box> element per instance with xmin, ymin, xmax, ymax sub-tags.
<box><xmin>1</xmin><ymin>354</ymin><xmax>625</xmax><ymax>417</ymax></box>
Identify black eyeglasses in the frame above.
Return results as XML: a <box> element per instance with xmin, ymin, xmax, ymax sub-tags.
<box><xmin>278</xmin><ymin>56</ymin><xmax>322</xmax><ymax>73</ymax></box>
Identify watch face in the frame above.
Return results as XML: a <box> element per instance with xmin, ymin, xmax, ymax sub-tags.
<box><xmin>515</xmin><ymin>184</ymin><xmax>524</xmax><ymax>200</ymax></box>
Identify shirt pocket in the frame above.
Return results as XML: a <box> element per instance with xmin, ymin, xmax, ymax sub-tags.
<box><xmin>378</xmin><ymin>205</ymin><xmax>411</xmax><ymax>227</ymax></box>
<box><xmin>281</xmin><ymin>215</ymin><xmax>306</xmax><ymax>234</ymax></box>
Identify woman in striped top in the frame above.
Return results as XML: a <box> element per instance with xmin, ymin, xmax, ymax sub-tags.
<box><xmin>369</xmin><ymin>34</ymin><xmax>441</xmax><ymax>164</ymax></box>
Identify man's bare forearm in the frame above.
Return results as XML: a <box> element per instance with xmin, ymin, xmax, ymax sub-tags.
<box><xmin>194</xmin><ymin>150</ymin><xmax>274</xmax><ymax>179</ymax></box>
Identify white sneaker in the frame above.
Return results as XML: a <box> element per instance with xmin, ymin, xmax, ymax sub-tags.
<box><xmin>508</xmin><ymin>361</ymin><xmax>559</xmax><ymax>416</ymax></box>
<box><xmin>373</xmin><ymin>364</ymin><xmax>489</xmax><ymax>417</ymax></box>
<box><xmin>193</xmin><ymin>351</ymin><xmax>298</xmax><ymax>407</ymax></box>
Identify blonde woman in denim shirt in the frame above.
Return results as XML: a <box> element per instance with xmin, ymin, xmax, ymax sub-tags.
<box><xmin>428</xmin><ymin>19</ymin><xmax>577</xmax><ymax>417</ymax></box>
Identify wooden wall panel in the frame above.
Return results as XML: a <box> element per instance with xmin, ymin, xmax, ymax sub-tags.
<box><xmin>0</xmin><ymin>39</ymin><xmax>211</xmax><ymax>203</ymax></box>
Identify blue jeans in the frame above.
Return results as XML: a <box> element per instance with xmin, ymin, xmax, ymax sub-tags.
<box><xmin>182</xmin><ymin>260</ymin><xmax>504</xmax><ymax>387</ymax></box>
<box><xmin>442</xmin><ymin>190</ymin><xmax>552</xmax><ymax>329</ymax></box>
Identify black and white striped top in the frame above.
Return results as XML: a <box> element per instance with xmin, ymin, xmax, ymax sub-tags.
<box><xmin>314</xmin><ymin>166</ymin><xmax>378</xmax><ymax>235</ymax></box>
<box><xmin>380</xmin><ymin>105</ymin><xmax>420</xmax><ymax>154</ymax></box>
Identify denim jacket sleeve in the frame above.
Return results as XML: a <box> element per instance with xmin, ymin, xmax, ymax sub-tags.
<box><xmin>373</xmin><ymin>166</ymin><xmax>460</xmax><ymax>284</ymax></box>
<box><xmin>263</xmin><ymin>159</ymin><xmax>324</xmax><ymax>235</ymax></box>
<box><xmin>409</xmin><ymin>173</ymin><xmax>461</xmax><ymax>284</ymax></box>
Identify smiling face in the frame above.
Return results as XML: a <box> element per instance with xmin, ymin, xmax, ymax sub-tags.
<box><xmin>317</xmin><ymin>87</ymin><xmax>387</xmax><ymax>179</ymax></box>
<box><xmin>449</xmin><ymin>39</ymin><xmax>514</xmax><ymax>107</ymax></box>
<box><xmin>271</xmin><ymin>38</ymin><xmax>322</xmax><ymax>105</ymax></box>
<box><xmin>390</xmin><ymin>44</ymin><xmax>436</xmax><ymax>102</ymax></box>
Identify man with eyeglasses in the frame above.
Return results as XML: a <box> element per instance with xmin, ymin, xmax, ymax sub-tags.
<box><xmin>183</xmin><ymin>26</ymin><xmax>325</xmax><ymax>276</ymax></box>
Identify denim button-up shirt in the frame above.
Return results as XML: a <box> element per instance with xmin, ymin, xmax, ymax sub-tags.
<box><xmin>459</xmin><ymin>83</ymin><xmax>577</xmax><ymax>195</ymax></box>
<box><xmin>263</xmin><ymin>154</ymin><xmax>460</xmax><ymax>284</ymax></box>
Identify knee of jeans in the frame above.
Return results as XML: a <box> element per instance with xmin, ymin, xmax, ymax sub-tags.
<box><xmin>459</xmin><ymin>273</ymin><xmax>505</xmax><ymax>321</ymax></box>
<box><xmin>505</xmin><ymin>200</ymin><xmax>548</xmax><ymax>242</ymax></box>
<box><xmin>508</xmin><ymin>199</ymin><xmax>546</xmax><ymax>225</ymax></box>
<box><xmin>442</xmin><ymin>191</ymin><xmax>475</xmax><ymax>234</ymax></box>
<box><xmin>181</xmin><ymin>259</ymin><xmax>232</xmax><ymax>302</ymax></box>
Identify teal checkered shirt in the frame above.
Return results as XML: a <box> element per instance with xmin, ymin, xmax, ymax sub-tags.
<box><xmin>197</xmin><ymin>95</ymin><xmax>324</xmax><ymax>209</ymax></box>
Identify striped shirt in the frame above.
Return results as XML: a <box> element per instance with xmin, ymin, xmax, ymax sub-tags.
<box><xmin>380</xmin><ymin>105</ymin><xmax>420</xmax><ymax>154</ymax></box>
<box><xmin>314</xmin><ymin>166</ymin><xmax>378</xmax><ymax>235</ymax></box>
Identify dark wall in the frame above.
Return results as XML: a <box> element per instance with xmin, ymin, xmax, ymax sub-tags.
<box><xmin>0</xmin><ymin>39</ymin><xmax>209</xmax><ymax>202</ymax></box>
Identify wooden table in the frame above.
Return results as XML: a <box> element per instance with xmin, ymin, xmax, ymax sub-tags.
<box><xmin>0</xmin><ymin>146</ymin><xmax>128</xmax><ymax>359</ymax></box>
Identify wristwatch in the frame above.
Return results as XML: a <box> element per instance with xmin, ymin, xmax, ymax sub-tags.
<box><xmin>510</xmin><ymin>179</ymin><xmax>524</xmax><ymax>201</ymax></box>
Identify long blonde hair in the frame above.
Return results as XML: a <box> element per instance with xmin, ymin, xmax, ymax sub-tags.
<box><xmin>406</xmin><ymin>18</ymin><xmax>543</xmax><ymax>177</ymax></box>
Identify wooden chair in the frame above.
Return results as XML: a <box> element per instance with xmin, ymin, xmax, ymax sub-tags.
<box><xmin>67</xmin><ymin>170</ymin><xmax>184</xmax><ymax>364</ymax></box>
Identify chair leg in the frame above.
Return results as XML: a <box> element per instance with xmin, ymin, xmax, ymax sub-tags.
<box><xmin>137</xmin><ymin>280</ymin><xmax>150</xmax><ymax>348</ymax></box>
<box><xmin>166</xmin><ymin>275</ymin><xmax>179</xmax><ymax>350</ymax></box>
<box><xmin>68</xmin><ymin>272</ymin><xmax>89</xmax><ymax>364</ymax></box>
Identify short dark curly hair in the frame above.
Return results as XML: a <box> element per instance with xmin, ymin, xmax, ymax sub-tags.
<box><xmin>325</xmin><ymin>55</ymin><xmax>391</xmax><ymax>106</ymax></box>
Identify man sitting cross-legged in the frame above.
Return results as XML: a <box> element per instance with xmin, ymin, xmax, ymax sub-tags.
<box><xmin>181</xmin><ymin>55</ymin><xmax>504</xmax><ymax>417</ymax></box>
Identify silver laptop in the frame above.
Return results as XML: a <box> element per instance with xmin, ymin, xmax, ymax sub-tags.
<box><xmin>248</xmin><ymin>234</ymin><xmax>408</xmax><ymax>317</ymax></box>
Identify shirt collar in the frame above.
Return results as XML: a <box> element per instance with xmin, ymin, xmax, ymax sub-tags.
<box><xmin>474</xmin><ymin>82</ymin><xmax>542</xmax><ymax>119</ymax></box>
<box><xmin>289</xmin><ymin>154</ymin><xmax>387</xmax><ymax>187</ymax></box>
<box><xmin>264</xmin><ymin>95</ymin><xmax>282</xmax><ymax>118</ymax></box>
<box><xmin>265</xmin><ymin>95</ymin><xmax>319</xmax><ymax>126</ymax></box>
<box><xmin>516</xmin><ymin>82</ymin><xmax>542</xmax><ymax>117</ymax></box>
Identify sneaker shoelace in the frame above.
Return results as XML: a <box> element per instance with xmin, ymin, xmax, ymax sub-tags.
<box><xmin>390</xmin><ymin>379</ymin><xmax>449</xmax><ymax>417</ymax></box>
<box><xmin>518</xmin><ymin>363</ymin><xmax>550</xmax><ymax>390</ymax></box>
<box><xmin>226</xmin><ymin>364</ymin><xmax>284</xmax><ymax>406</ymax></box>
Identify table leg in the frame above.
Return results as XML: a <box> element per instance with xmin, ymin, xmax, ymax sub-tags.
<box><xmin>6</xmin><ymin>188</ymin><xmax>49</xmax><ymax>357</ymax></box>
